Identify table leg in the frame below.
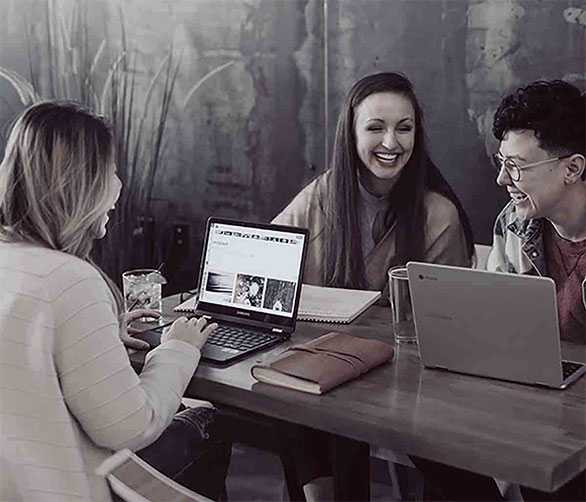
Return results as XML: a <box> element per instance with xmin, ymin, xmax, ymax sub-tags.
<box><xmin>331</xmin><ymin>435</ymin><xmax>370</xmax><ymax>501</ymax></box>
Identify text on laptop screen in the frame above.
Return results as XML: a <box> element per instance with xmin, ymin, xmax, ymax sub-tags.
<box><xmin>199</xmin><ymin>222</ymin><xmax>306</xmax><ymax>318</ymax></box>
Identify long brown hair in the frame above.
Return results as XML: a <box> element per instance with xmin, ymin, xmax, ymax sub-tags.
<box><xmin>324</xmin><ymin>72</ymin><xmax>474</xmax><ymax>288</ymax></box>
<box><xmin>0</xmin><ymin>101</ymin><xmax>124</xmax><ymax>312</ymax></box>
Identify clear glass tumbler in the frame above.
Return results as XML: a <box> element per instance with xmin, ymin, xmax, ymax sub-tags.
<box><xmin>388</xmin><ymin>267</ymin><xmax>417</xmax><ymax>344</ymax></box>
<box><xmin>122</xmin><ymin>269</ymin><xmax>166</xmax><ymax>321</ymax></box>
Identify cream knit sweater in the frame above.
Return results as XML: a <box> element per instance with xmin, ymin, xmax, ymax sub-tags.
<box><xmin>0</xmin><ymin>241</ymin><xmax>199</xmax><ymax>501</ymax></box>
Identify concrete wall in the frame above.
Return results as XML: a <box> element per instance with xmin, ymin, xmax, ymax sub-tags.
<box><xmin>0</xmin><ymin>0</ymin><xmax>584</xmax><ymax>289</ymax></box>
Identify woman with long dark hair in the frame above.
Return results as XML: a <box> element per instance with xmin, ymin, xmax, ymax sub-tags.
<box><xmin>273</xmin><ymin>72</ymin><xmax>475</xmax><ymax>500</ymax></box>
<box><xmin>274</xmin><ymin>72</ymin><xmax>474</xmax><ymax>291</ymax></box>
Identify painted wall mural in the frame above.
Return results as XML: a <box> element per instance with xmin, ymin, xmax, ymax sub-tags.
<box><xmin>0</xmin><ymin>0</ymin><xmax>584</xmax><ymax>290</ymax></box>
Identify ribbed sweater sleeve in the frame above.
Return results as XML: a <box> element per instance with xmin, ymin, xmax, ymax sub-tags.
<box><xmin>51</xmin><ymin>259</ymin><xmax>199</xmax><ymax>452</ymax></box>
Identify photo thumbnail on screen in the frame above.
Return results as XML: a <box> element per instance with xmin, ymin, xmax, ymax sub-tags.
<box><xmin>233</xmin><ymin>274</ymin><xmax>266</xmax><ymax>308</ymax></box>
<box><xmin>204</xmin><ymin>271</ymin><xmax>235</xmax><ymax>303</ymax></box>
<box><xmin>263</xmin><ymin>279</ymin><xmax>296</xmax><ymax>313</ymax></box>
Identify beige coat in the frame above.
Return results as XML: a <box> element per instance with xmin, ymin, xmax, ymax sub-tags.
<box><xmin>273</xmin><ymin>171</ymin><xmax>471</xmax><ymax>291</ymax></box>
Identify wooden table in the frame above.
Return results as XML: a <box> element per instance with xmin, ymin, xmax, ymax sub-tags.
<box><xmin>131</xmin><ymin>295</ymin><xmax>586</xmax><ymax>498</ymax></box>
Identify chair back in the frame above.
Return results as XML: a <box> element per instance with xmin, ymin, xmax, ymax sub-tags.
<box><xmin>474</xmin><ymin>244</ymin><xmax>491</xmax><ymax>270</ymax></box>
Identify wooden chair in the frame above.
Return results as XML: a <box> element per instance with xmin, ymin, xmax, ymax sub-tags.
<box><xmin>97</xmin><ymin>449</ymin><xmax>213</xmax><ymax>502</ymax></box>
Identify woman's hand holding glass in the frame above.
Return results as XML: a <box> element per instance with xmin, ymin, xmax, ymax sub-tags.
<box><xmin>120</xmin><ymin>308</ymin><xmax>161</xmax><ymax>350</ymax></box>
<box><xmin>162</xmin><ymin>316</ymin><xmax>217</xmax><ymax>350</ymax></box>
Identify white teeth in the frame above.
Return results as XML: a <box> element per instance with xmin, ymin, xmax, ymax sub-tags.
<box><xmin>374</xmin><ymin>152</ymin><xmax>399</xmax><ymax>162</ymax></box>
<box><xmin>510</xmin><ymin>193</ymin><xmax>527</xmax><ymax>203</ymax></box>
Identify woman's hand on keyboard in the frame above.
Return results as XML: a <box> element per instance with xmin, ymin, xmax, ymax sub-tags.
<box><xmin>162</xmin><ymin>316</ymin><xmax>218</xmax><ymax>350</ymax></box>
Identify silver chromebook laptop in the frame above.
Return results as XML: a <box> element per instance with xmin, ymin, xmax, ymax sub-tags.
<box><xmin>406</xmin><ymin>262</ymin><xmax>586</xmax><ymax>389</ymax></box>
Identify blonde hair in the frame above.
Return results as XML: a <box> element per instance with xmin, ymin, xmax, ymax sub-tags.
<box><xmin>0</xmin><ymin>101</ymin><xmax>123</xmax><ymax>313</ymax></box>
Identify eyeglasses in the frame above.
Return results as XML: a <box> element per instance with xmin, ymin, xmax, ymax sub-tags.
<box><xmin>491</xmin><ymin>152</ymin><xmax>573</xmax><ymax>182</ymax></box>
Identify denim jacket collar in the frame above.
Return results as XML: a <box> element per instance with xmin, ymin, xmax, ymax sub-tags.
<box><xmin>498</xmin><ymin>205</ymin><xmax>586</xmax><ymax>311</ymax></box>
<box><xmin>507</xmin><ymin>216</ymin><xmax>547</xmax><ymax>275</ymax></box>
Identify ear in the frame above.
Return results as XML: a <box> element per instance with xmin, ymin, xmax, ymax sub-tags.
<box><xmin>564</xmin><ymin>154</ymin><xmax>586</xmax><ymax>183</ymax></box>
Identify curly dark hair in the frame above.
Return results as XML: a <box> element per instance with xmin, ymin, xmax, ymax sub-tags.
<box><xmin>493</xmin><ymin>80</ymin><xmax>585</xmax><ymax>156</ymax></box>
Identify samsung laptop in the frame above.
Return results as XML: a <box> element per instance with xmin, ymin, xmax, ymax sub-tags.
<box><xmin>144</xmin><ymin>218</ymin><xmax>308</xmax><ymax>364</ymax></box>
<box><xmin>406</xmin><ymin>262</ymin><xmax>586</xmax><ymax>389</ymax></box>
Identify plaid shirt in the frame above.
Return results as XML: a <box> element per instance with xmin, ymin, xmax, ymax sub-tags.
<box><xmin>487</xmin><ymin>201</ymin><xmax>586</xmax><ymax>310</ymax></box>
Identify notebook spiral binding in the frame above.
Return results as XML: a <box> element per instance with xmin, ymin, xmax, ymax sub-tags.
<box><xmin>173</xmin><ymin>290</ymin><xmax>199</xmax><ymax>313</ymax></box>
<box><xmin>297</xmin><ymin>315</ymin><xmax>351</xmax><ymax>324</ymax></box>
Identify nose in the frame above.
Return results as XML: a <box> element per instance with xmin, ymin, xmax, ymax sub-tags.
<box><xmin>381</xmin><ymin>130</ymin><xmax>398</xmax><ymax>150</ymax></box>
<box><xmin>496</xmin><ymin>165</ymin><xmax>512</xmax><ymax>186</ymax></box>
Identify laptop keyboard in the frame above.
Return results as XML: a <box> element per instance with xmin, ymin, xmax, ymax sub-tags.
<box><xmin>206</xmin><ymin>324</ymin><xmax>279</xmax><ymax>352</ymax></box>
<box><xmin>562</xmin><ymin>360</ymin><xmax>584</xmax><ymax>380</ymax></box>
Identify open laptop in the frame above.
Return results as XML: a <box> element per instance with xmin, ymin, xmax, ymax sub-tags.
<box><xmin>144</xmin><ymin>218</ymin><xmax>308</xmax><ymax>364</ymax></box>
<box><xmin>406</xmin><ymin>262</ymin><xmax>586</xmax><ymax>389</ymax></box>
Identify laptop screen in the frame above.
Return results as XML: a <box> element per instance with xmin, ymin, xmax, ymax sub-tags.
<box><xmin>196</xmin><ymin>219</ymin><xmax>308</xmax><ymax>328</ymax></box>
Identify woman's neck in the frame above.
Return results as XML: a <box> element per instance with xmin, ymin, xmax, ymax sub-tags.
<box><xmin>357</xmin><ymin>168</ymin><xmax>398</xmax><ymax>197</ymax></box>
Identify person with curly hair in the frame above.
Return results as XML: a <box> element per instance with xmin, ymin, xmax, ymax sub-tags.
<box><xmin>412</xmin><ymin>79</ymin><xmax>586</xmax><ymax>501</ymax></box>
<box><xmin>487</xmin><ymin>79</ymin><xmax>586</xmax><ymax>344</ymax></box>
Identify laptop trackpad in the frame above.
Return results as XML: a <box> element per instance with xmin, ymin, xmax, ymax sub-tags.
<box><xmin>201</xmin><ymin>345</ymin><xmax>244</xmax><ymax>363</ymax></box>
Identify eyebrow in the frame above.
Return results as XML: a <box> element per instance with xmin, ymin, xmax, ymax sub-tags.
<box><xmin>497</xmin><ymin>151</ymin><xmax>527</xmax><ymax>162</ymax></box>
<box><xmin>364</xmin><ymin>117</ymin><xmax>414</xmax><ymax>124</ymax></box>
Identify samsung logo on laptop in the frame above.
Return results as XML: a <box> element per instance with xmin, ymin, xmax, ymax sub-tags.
<box><xmin>236</xmin><ymin>311</ymin><xmax>251</xmax><ymax>317</ymax></box>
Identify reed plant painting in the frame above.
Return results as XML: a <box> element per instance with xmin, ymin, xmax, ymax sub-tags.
<box><xmin>0</xmin><ymin>0</ymin><xmax>233</xmax><ymax>282</ymax></box>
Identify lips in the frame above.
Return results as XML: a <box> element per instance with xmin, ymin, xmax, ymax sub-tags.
<box><xmin>373</xmin><ymin>151</ymin><xmax>400</xmax><ymax>165</ymax></box>
<box><xmin>508</xmin><ymin>191</ymin><xmax>528</xmax><ymax>203</ymax></box>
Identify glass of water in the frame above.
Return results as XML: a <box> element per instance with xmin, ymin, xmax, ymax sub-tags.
<box><xmin>122</xmin><ymin>269</ymin><xmax>166</xmax><ymax>321</ymax></box>
<box><xmin>388</xmin><ymin>267</ymin><xmax>417</xmax><ymax>344</ymax></box>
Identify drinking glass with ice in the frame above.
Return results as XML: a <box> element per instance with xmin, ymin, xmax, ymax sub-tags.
<box><xmin>122</xmin><ymin>269</ymin><xmax>167</xmax><ymax>321</ymax></box>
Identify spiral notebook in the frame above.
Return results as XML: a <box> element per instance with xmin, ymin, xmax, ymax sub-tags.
<box><xmin>174</xmin><ymin>292</ymin><xmax>199</xmax><ymax>313</ymax></box>
<box><xmin>297</xmin><ymin>284</ymin><xmax>381</xmax><ymax>323</ymax></box>
<box><xmin>175</xmin><ymin>284</ymin><xmax>381</xmax><ymax>324</ymax></box>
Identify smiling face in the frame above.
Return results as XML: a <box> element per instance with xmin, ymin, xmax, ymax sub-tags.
<box><xmin>496</xmin><ymin>129</ymin><xmax>567</xmax><ymax>220</ymax></box>
<box><xmin>353</xmin><ymin>91</ymin><xmax>415</xmax><ymax>195</ymax></box>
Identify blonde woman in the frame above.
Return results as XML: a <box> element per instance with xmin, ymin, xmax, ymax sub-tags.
<box><xmin>0</xmin><ymin>101</ymin><xmax>229</xmax><ymax>501</ymax></box>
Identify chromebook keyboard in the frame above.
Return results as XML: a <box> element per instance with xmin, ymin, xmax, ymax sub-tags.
<box><xmin>562</xmin><ymin>360</ymin><xmax>584</xmax><ymax>380</ymax></box>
